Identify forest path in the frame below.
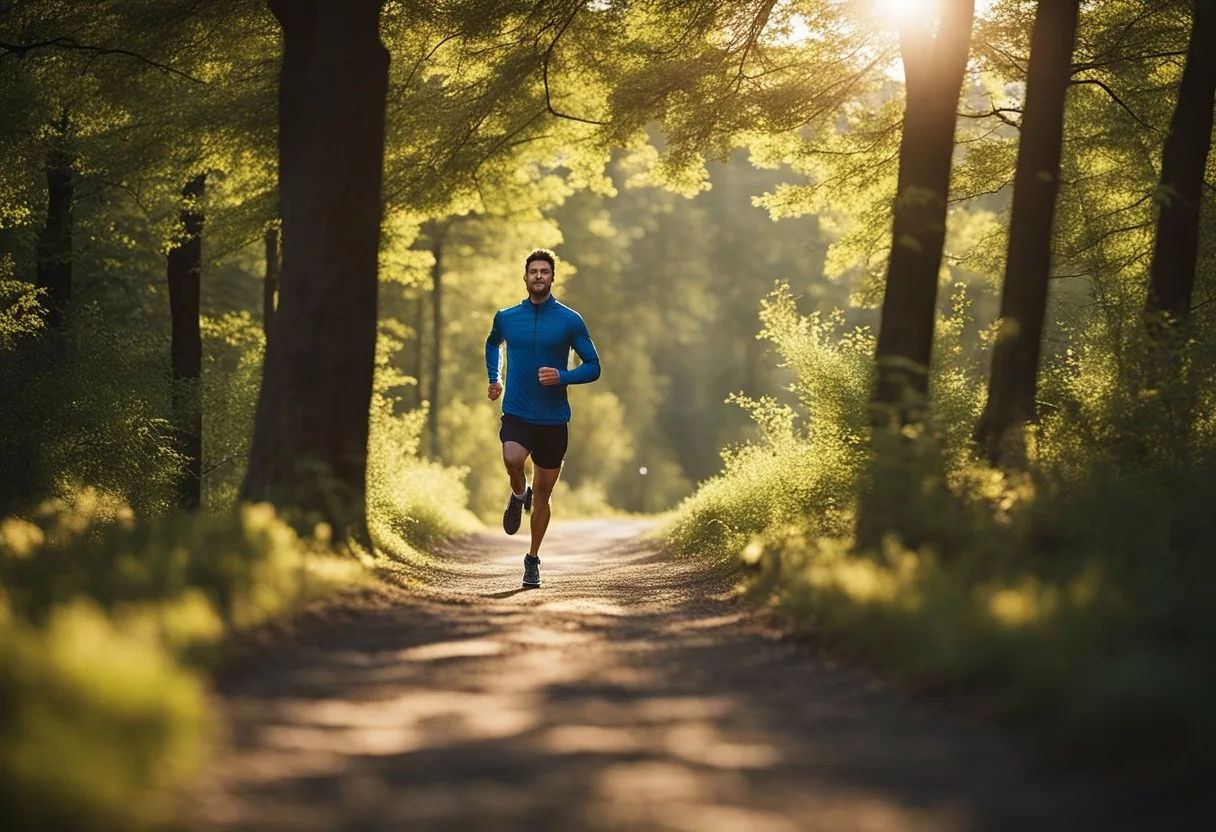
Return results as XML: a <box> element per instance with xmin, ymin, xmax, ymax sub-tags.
<box><xmin>186</xmin><ymin>519</ymin><xmax>1193</xmax><ymax>831</ymax></box>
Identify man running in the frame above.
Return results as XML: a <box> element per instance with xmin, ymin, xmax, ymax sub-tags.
<box><xmin>485</xmin><ymin>249</ymin><xmax>601</xmax><ymax>588</ymax></box>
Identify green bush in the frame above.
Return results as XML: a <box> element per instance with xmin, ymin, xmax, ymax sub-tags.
<box><xmin>668</xmin><ymin>283</ymin><xmax>1216</xmax><ymax>764</ymax></box>
<box><xmin>0</xmin><ymin>493</ymin><xmax>366</xmax><ymax>830</ymax></box>
<box><xmin>0</xmin><ymin>598</ymin><xmax>207</xmax><ymax>832</ymax></box>
<box><xmin>367</xmin><ymin>389</ymin><xmax>478</xmax><ymax>560</ymax></box>
<box><xmin>667</xmin><ymin>285</ymin><xmax>873</xmax><ymax>562</ymax></box>
<box><xmin>0</xmin><ymin>304</ymin><xmax>183</xmax><ymax>517</ymax></box>
<box><xmin>0</xmin><ymin>262</ymin><xmax>44</xmax><ymax>349</ymax></box>
<box><xmin>200</xmin><ymin>311</ymin><xmax>265</xmax><ymax>510</ymax></box>
<box><xmin>0</xmin><ymin>489</ymin><xmax>360</xmax><ymax>629</ymax></box>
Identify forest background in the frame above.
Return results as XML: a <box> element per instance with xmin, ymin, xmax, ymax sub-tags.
<box><xmin>2</xmin><ymin>0</ymin><xmax>1215</xmax><ymax>828</ymax></box>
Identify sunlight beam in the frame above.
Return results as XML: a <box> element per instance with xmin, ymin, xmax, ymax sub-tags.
<box><xmin>872</xmin><ymin>0</ymin><xmax>995</xmax><ymax>28</ymax></box>
<box><xmin>875</xmin><ymin>0</ymin><xmax>940</xmax><ymax>26</ymax></box>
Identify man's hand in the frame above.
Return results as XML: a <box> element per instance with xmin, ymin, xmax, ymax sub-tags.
<box><xmin>488</xmin><ymin>382</ymin><xmax>503</xmax><ymax>401</ymax></box>
<box><xmin>538</xmin><ymin>367</ymin><xmax>561</xmax><ymax>386</ymax></box>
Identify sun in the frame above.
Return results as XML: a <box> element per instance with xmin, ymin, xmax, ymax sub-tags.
<box><xmin>872</xmin><ymin>0</ymin><xmax>995</xmax><ymax>26</ymax></box>
<box><xmin>779</xmin><ymin>0</ymin><xmax>996</xmax><ymax>46</ymax></box>
<box><xmin>874</xmin><ymin>0</ymin><xmax>940</xmax><ymax>25</ymax></box>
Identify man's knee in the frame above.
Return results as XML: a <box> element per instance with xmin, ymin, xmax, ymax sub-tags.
<box><xmin>532</xmin><ymin>480</ymin><xmax>555</xmax><ymax>504</ymax></box>
<box><xmin>502</xmin><ymin>442</ymin><xmax>528</xmax><ymax>471</ymax></box>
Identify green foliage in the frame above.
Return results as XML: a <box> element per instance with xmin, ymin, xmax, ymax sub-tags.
<box><xmin>0</xmin><ymin>305</ymin><xmax>183</xmax><ymax>517</ymax></box>
<box><xmin>367</xmin><ymin>392</ymin><xmax>478</xmax><ymax>556</ymax></box>
<box><xmin>366</xmin><ymin>322</ymin><xmax>478</xmax><ymax>553</ymax></box>
<box><xmin>670</xmin><ymin>279</ymin><xmax>1216</xmax><ymax>764</ymax></box>
<box><xmin>0</xmin><ymin>597</ymin><xmax>207</xmax><ymax>832</ymax></box>
<box><xmin>667</xmin><ymin>285</ymin><xmax>875</xmax><ymax>562</ymax></box>
<box><xmin>0</xmin><ymin>490</ymin><xmax>354</xmax><ymax>630</ymax></box>
<box><xmin>200</xmin><ymin>311</ymin><xmax>264</xmax><ymax>509</ymax></box>
<box><xmin>0</xmin><ymin>258</ymin><xmax>44</xmax><ymax>349</ymax></box>
<box><xmin>0</xmin><ymin>492</ymin><xmax>364</xmax><ymax>830</ymax></box>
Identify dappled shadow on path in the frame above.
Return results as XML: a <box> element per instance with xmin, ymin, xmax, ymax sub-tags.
<box><xmin>186</xmin><ymin>519</ymin><xmax>1213</xmax><ymax>831</ymax></box>
<box><xmin>478</xmin><ymin>588</ymin><xmax>534</xmax><ymax>600</ymax></box>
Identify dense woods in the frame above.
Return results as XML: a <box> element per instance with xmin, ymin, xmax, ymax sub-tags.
<box><xmin>2</xmin><ymin>0</ymin><xmax>1215</xmax><ymax>826</ymax></box>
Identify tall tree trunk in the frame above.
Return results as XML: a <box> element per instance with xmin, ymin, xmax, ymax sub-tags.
<box><xmin>870</xmin><ymin>0</ymin><xmax>976</xmax><ymax>426</ymax></box>
<box><xmin>975</xmin><ymin>0</ymin><xmax>1080</xmax><ymax>467</ymax></box>
<box><xmin>411</xmin><ymin>289</ymin><xmax>426</xmax><ymax>410</ymax></box>
<box><xmin>271</xmin><ymin>2</ymin><xmax>315</xmax><ymax>222</ymax></box>
<box><xmin>35</xmin><ymin>149</ymin><xmax>74</xmax><ymax>329</ymax></box>
<box><xmin>1144</xmin><ymin>0</ymin><xmax>1216</xmax><ymax>342</ymax></box>
<box><xmin>242</xmin><ymin>0</ymin><xmax>389</xmax><ymax>541</ymax></box>
<box><xmin>263</xmin><ymin>224</ymin><xmax>280</xmax><ymax>338</ymax></box>
<box><xmin>427</xmin><ymin>226</ymin><xmax>445</xmax><ymax>457</ymax></box>
<box><xmin>167</xmin><ymin>173</ymin><xmax>206</xmax><ymax>510</ymax></box>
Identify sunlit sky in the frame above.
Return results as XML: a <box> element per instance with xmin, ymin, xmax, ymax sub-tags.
<box><xmin>873</xmin><ymin>0</ymin><xmax>998</xmax><ymax>26</ymax></box>
<box><xmin>781</xmin><ymin>0</ymin><xmax>999</xmax><ymax>82</ymax></box>
<box><xmin>787</xmin><ymin>0</ymin><xmax>998</xmax><ymax>41</ymax></box>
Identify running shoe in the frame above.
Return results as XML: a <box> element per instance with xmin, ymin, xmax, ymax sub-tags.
<box><xmin>502</xmin><ymin>486</ymin><xmax>532</xmax><ymax>535</ymax></box>
<box><xmin>522</xmin><ymin>554</ymin><xmax>541</xmax><ymax>588</ymax></box>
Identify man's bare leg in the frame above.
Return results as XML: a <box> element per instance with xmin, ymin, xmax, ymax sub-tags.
<box><xmin>502</xmin><ymin>441</ymin><xmax>529</xmax><ymax>495</ymax></box>
<box><xmin>528</xmin><ymin>464</ymin><xmax>561</xmax><ymax>556</ymax></box>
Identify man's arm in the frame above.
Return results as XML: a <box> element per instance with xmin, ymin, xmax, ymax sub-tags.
<box><xmin>557</xmin><ymin>314</ymin><xmax>600</xmax><ymax>385</ymax></box>
<box><xmin>485</xmin><ymin>311</ymin><xmax>504</xmax><ymax>383</ymax></box>
<box><xmin>486</xmin><ymin>311</ymin><xmax>505</xmax><ymax>400</ymax></box>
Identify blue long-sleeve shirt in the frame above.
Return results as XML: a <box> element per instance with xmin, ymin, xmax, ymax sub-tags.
<box><xmin>485</xmin><ymin>295</ymin><xmax>601</xmax><ymax>425</ymax></box>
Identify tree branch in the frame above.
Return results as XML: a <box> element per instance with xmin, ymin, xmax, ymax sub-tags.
<box><xmin>1070</xmin><ymin>77</ymin><xmax>1155</xmax><ymax>131</ymax></box>
<box><xmin>0</xmin><ymin>36</ymin><xmax>205</xmax><ymax>83</ymax></box>
<box><xmin>958</xmin><ymin>106</ymin><xmax>1022</xmax><ymax>129</ymax></box>
<box><xmin>732</xmin><ymin>0</ymin><xmax>778</xmax><ymax>93</ymax></box>
<box><xmin>1072</xmin><ymin>50</ymin><xmax>1186</xmax><ymax>74</ymax></box>
<box><xmin>978</xmin><ymin>38</ymin><xmax>1027</xmax><ymax>76</ymax></box>
<box><xmin>541</xmin><ymin>3</ymin><xmax>608</xmax><ymax>126</ymax></box>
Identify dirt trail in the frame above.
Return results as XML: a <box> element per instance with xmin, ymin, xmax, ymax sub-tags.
<box><xmin>186</xmin><ymin>519</ymin><xmax>1205</xmax><ymax>831</ymax></box>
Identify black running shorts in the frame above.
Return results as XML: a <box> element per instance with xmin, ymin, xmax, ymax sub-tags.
<box><xmin>500</xmin><ymin>414</ymin><xmax>568</xmax><ymax>470</ymax></box>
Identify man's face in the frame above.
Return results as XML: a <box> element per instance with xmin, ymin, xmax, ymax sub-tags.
<box><xmin>524</xmin><ymin>259</ymin><xmax>554</xmax><ymax>298</ymax></box>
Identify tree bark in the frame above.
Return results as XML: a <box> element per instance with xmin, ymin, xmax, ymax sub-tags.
<box><xmin>167</xmin><ymin>173</ymin><xmax>206</xmax><ymax>510</ymax></box>
<box><xmin>975</xmin><ymin>0</ymin><xmax>1080</xmax><ymax>467</ymax></box>
<box><xmin>35</xmin><ymin>149</ymin><xmax>74</xmax><ymax>329</ymax></box>
<box><xmin>269</xmin><ymin>0</ymin><xmax>316</xmax><ymax>221</ymax></box>
<box><xmin>263</xmin><ymin>224</ymin><xmax>280</xmax><ymax>338</ymax></box>
<box><xmin>242</xmin><ymin>0</ymin><xmax>389</xmax><ymax>541</ymax></box>
<box><xmin>427</xmin><ymin>225</ymin><xmax>446</xmax><ymax>457</ymax></box>
<box><xmin>411</xmin><ymin>289</ymin><xmax>426</xmax><ymax>410</ymax></box>
<box><xmin>1144</xmin><ymin>0</ymin><xmax>1216</xmax><ymax>340</ymax></box>
<box><xmin>870</xmin><ymin>0</ymin><xmax>976</xmax><ymax>426</ymax></box>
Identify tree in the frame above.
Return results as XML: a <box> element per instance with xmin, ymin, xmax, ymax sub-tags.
<box><xmin>263</xmin><ymin>224</ymin><xmax>279</xmax><ymax>337</ymax></box>
<box><xmin>422</xmin><ymin>218</ymin><xmax>449</xmax><ymax>458</ymax></box>
<box><xmin>242</xmin><ymin>0</ymin><xmax>390</xmax><ymax>541</ymax></box>
<box><xmin>1144</xmin><ymin>0</ymin><xmax>1216</xmax><ymax>345</ymax></box>
<box><xmin>166</xmin><ymin>172</ymin><xmax>205</xmax><ymax>509</ymax></box>
<box><xmin>870</xmin><ymin>0</ymin><xmax>977</xmax><ymax>426</ymax></box>
<box><xmin>35</xmin><ymin>137</ymin><xmax>73</xmax><ymax>329</ymax></box>
<box><xmin>975</xmin><ymin>0</ymin><xmax>1080</xmax><ymax>466</ymax></box>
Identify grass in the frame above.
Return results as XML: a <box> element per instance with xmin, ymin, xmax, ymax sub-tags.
<box><xmin>0</xmin><ymin>427</ymin><xmax>478</xmax><ymax>831</ymax></box>
<box><xmin>0</xmin><ymin>490</ymin><xmax>372</xmax><ymax>831</ymax></box>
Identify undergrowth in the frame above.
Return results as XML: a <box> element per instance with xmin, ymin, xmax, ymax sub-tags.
<box><xmin>0</xmin><ymin>492</ymin><xmax>365</xmax><ymax>831</ymax></box>
<box><xmin>0</xmin><ymin>292</ymin><xmax>478</xmax><ymax>829</ymax></box>
<box><xmin>668</xmin><ymin>283</ymin><xmax>1216</xmax><ymax>766</ymax></box>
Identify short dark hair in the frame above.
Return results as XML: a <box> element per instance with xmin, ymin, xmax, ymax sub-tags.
<box><xmin>524</xmin><ymin>249</ymin><xmax>556</xmax><ymax>273</ymax></box>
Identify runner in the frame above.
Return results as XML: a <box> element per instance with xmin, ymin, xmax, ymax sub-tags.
<box><xmin>485</xmin><ymin>249</ymin><xmax>601</xmax><ymax>588</ymax></box>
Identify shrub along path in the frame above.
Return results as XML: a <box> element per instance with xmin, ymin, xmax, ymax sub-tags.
<box><xmin>185</xmin><ymin>519</ymin><xmax>1205</xmax><ymax>831</ymax></box>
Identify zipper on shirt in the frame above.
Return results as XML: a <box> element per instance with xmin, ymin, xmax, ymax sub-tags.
<box><xmin>532</xmin><ymin>302</ymin><xmax>539</xmax><ymax>356</ymax></box>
